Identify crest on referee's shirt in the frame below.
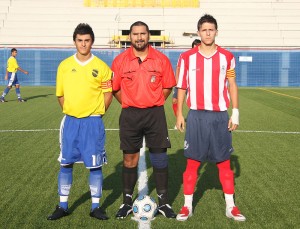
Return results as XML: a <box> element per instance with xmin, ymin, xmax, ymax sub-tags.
<box><xmin>150</xmin><ymin>75</ymin><xmax>156</xmax><ymax>83</ymax></box>
<box><xmin>92</xmin><ymin>69</ymin><xmax>99</xmax><ymax>77</ymax></box>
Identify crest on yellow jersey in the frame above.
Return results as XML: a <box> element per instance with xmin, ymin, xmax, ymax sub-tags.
<box><xmin>92</xmin><ymin>69</ymin><xmax>99</xmax><ymax>77</ymax></box>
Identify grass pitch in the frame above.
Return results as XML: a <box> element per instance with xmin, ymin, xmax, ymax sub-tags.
<box><xmin>0</xmin><ymin>87</ymin><xmax>299</xmax><ymax>229</ymax></box>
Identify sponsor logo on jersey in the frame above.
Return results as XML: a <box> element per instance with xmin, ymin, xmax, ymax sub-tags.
<box><xmin>221</xmin><ymin>65</ymin><xmax>226</xmax><ymax>75</ymax></box>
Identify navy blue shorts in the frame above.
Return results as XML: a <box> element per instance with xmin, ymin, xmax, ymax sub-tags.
<box><xmin>119</xmin><ymin>106</ymin><xmax>171</xmax><ymax>152</ymax></box>
<box><xmin>184</xmin><ymin>110</ymin><xmax>234</xmax><ymax>163</ymax></box>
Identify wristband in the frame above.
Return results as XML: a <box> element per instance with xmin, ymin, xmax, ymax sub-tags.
<box><xmin>231</xmin><ymin>108</ymin><xmax>239</xmax><ymax>125</ymax></box>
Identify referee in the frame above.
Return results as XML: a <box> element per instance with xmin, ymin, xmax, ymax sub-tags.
<box><xmin>112</xmin><ymin>21</ymin><xmax>177</xmax><ymax>219</ymax></box>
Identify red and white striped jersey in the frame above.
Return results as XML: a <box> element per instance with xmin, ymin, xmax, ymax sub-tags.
<box><xmin>177</xmin><ymin>45</ymin><xmax>236</xmax><ymax>111</ymax></box>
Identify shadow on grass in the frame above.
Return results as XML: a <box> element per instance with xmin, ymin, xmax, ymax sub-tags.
<box><xmin>25</xmin><ymin>94</ymin><xmax>54</xmax><ymax>100</ymax></box>
<box><xmin>193</xmin><ymin>154</ymin><xmax>241</xmax><ymax>210</ymax></box>
<box><xmin>69</xmin><ymin>191</ymin><xmax>91</xmax><ymax>213</ymax></box>
<box><xmin>60</xmin><ymin>161</ymin><xmax>123</xmax><ymax>214</ymax></box>
<box><xmin>67</xmin><ymin>153</ymin><xmax>240</xmax><ymax>214</ymax></box>
<box><xmin>100</xmin><ymin>150</ymin><xmax>187</xmax><ymax>209</ymax></box>
<box><xmin>101</xmin><ymin>161</ymin><xmax>123</xmax><ymax>211</ymax></box>
<box><xmin>146</xmin><ymin>149</ymin><xmax>186</xmax><ymax>206</ymax></box>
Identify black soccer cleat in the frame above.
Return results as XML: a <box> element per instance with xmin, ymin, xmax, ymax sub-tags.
<box><xmin>115</xmin><ymin>204</ymin><xmax>133</xmax><ymax>219</ymax></box>
<box><xmin>90</xmin><ymin>206</ymin><xmax>109</xmax><ymax>220</ymax></box>
<box><xmin>47</xmin><ymin>205</ymin><xmax>69</xmax><ymax>220</ymax></box>
<box><xmin>157</xmin><ymin>204</ymin><xmax>176</xmax><ymax>218</ymax></box>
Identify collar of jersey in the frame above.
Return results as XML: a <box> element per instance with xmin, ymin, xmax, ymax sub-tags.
<box><xmin>128</xmin><ymin>45</ymin><xmax>155</xmax><ymax>62</ymax></box>
<box><xmin>73</xmin><ymin>54</ymin><xmax>94</xmax><ymax>66</ymax></box>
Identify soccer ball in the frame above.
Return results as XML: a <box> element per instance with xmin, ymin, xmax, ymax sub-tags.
<box><xmin>132</xmin><ymin>195</ymin><xmax>157</xmax><ymax>221</ymax></box>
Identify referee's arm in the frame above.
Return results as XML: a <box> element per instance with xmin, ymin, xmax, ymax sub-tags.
<box><xmin>163</xmin><ymin>88</ymin><xmax>172</xmax><ymax>100</ymax></box>
<box><xmin>112</xmin><ymin>90</ymin><xmax>122</xmax><ymax>104</ymax></box>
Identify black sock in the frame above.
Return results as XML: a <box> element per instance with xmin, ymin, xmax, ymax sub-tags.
<box><xmin>122</xmin><ymin>166</ymin><xmax>137</xmax><ymax>205</ymax></box>
<box><xmin>153</xmin><ymin>166</ymin><xmax>169</xmax><ymax>206</ymax></box>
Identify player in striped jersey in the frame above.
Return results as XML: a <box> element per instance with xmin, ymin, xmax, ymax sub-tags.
<box><xmin>176</xmin><ymin>14</ymin><xmax>246</xmax><ymax>222</ymax></box>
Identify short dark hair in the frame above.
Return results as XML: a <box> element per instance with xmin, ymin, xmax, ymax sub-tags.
<box><xmin>192</xmin><ymin>39</ymin><xmax>201</xmax><ymax>47</ymax></box>
<box><xmin>197</xmin><ymin>14</ymin><xmax>218</xmax><ymax>31</ymax></box>
<box><xmin>73</xmin><ymin>23</ymin><xmax>95</xmax><ymax>43</ymax></box>
<box><xmin>11</xmin><ymin>48</ymin><xmax>17</xmax><ymax>53</ymax></box>
<box><xmin>129</xmin><ymin>21</ymin><xmax>150</xmax><ymax>33</ymax></box>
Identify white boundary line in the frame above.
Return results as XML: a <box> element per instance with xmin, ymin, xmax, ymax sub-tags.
<box><xmin>136</xmin><ymin>137</ymin><xmax>151</xmax><ymax>229</ymax></box>
<box><xmin>137</xmin><ymin>137</ymin><xmax>149</xmax><ymax>196</ymax></box>
<box><xmin>235</xmin><ymin>130</ymin><xmax>300</xmax><ymax>134</ymax></box>
<box><xmin>0</xmin><ymin>128</ymin><xmax>299</xmax><ymax>134</ymax></box>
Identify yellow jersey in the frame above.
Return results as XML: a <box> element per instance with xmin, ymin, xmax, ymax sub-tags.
<box><xmin>56</xmin><ymin>54</ymin><xmax>112</xmax><ymax>118</ymax></box>
<box><xmin>7</xmin><ymin>56</ymin><xmax>19</xmax><ymax>73</ymax></box>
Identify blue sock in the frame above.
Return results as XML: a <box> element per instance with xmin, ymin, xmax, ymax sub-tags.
<box><xmin>58</xmin><ymin>166</ymin><xmax>73</xmax><ymax>210</ymax></box>
<box><xmin>60</xmin><ymin>201</ymin><xmax>68</xmax><ymax>210</ymax></box>
<box><xmin>89</xmin><ymin>168</ymin><xmax>103</xmax><ymax>210</ymax></box>
<box><xmin>15</xmin><ymin>88</ymin><xmax>21</xmax><ymax>98</ymax></box>
<box><xmin>92</xmin><ymin>202</ymin><xmax>99</xmax><ymax>210</ymax></box>
<box><xmin>2</xmin><ymin>87</ymin><xmax>10</xmax><ymax>98</ymax></box>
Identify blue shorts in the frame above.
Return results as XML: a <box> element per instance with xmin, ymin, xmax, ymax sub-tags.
<box><xmin>59</xmin><ymin>115</ymin><xmax>107</xmax><ymax>169</ymax></box>
<box><xmin>7</xmin><ymin>72</ymin><xmax>19</xmax><ymax>86</ymax></box>
<box><xmin>184</xmin><ymin>110</ymin><xmax>234</xmax><ymax>163</ymax></box>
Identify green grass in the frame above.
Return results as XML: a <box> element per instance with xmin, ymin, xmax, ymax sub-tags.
<box><xmin>0</xmin><ymin>87</ymin><xmax>299</xmax><ymax>229</ymax></box>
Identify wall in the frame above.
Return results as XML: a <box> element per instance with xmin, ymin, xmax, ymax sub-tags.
<box><xmin>1</xmin><ymin>0</ymin><xmax>300</xmax><ymax>47</ymax></box>
<box><xmin>0</xmin><ymin>48</ymin><xmax>299</xmax><ymax>87</ymax></box>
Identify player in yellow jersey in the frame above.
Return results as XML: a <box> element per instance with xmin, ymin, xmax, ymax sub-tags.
<box><xmin>0</xmin><ymin>48</ymin><xmax>29</xmax><ymax>102</ymax></box>
<box><xmin>47</xmin><ymin>23</ymin><xmax>113</xmax><ymax>221</ymax></box>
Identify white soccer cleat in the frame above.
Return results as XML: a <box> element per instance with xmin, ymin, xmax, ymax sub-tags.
<box><xmin>176</xmin><ymin>206</ymin><xmax>192</xmax><ymax>221</ymax></box>
<box><xmin>226</xmin><ymin>206</ymin><xmax>246</xmax><ymax>221</ymax></box>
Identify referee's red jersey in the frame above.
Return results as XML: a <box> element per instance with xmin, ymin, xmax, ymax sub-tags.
<box><xmin>112</xmin><ymin>45</ymin><xmax>176</xmax><ymax>108</ymax></box>
<box><xmin>177</xmin><ymin>45</ymin><xmax>236</xmax><ymax>111</ymax></box>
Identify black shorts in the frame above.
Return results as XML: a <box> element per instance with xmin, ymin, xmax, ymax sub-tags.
<box><xmin>119</xmin><ymin>106</ymin><xmax>171</xmax><ymax>152</ymax></box>
<box><xmin>184</xmin><ymin>110</ymin><xmax>234</xmax><ymax>163</ymax></box>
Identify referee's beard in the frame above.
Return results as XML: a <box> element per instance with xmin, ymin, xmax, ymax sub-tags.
<box><xmin>132</xmin><ymin>41</ymin><xmax>148</xmax><ymax>52</ymax></box>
